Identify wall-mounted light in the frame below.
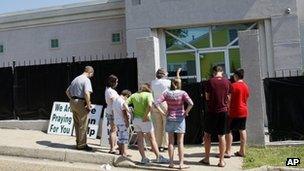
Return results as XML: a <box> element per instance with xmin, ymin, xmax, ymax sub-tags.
<box><xmin>285</xmin><ymin>8</ymin><xmax>291</xmax><ymax>14</ymax></box>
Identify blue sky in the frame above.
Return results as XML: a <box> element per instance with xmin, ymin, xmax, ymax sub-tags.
<box><xmin>0</xmin><ymin>0</ymin><xmax>99</xmax><ymax>14</ymax></box>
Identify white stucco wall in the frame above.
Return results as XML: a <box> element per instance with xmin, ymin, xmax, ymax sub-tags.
<box><xmin>0</xmin><ymin>0</ymin><xmax>126</xmax><ymax>67</ymax></box>
<box><xmin>0</xmin><ymin>18</ymin><xmax>126</xmax><ymax>66</ymax></box>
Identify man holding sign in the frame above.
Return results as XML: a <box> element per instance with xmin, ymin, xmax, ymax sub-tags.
<box><xmin>66</xmin><ymin>66</ymin><xmax>94</xmax><ymax>151</ymax></box>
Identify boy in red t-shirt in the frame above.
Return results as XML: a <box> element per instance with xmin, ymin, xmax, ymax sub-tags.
<box><xmin>226</xmin><ymin>68</ymin><xmax>250</xmax><ymax>157</ymax></box>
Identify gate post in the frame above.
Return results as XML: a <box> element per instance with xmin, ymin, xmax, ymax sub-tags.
<box><xmin>12</xmin><ymin>60</ymin><xmax>17</xmax><ymax>119</ymax></box>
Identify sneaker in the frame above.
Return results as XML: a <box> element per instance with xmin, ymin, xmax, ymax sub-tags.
<box><xmin>157</xmin><ymin>155</ymin><xmax>169</xmax><ymax>164</ymax></box>
<box><xmin>140</xmin><ymin>157</ymin><xmax>150</xmax><ymax>164</ymax></box>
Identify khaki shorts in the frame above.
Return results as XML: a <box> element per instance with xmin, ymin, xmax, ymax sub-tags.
<box><xmin>133</xmin><ymin>118</ymin><xmax>154</xmax><ymax>133</ymax></box>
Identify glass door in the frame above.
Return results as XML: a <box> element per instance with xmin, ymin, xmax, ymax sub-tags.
<box><xmin>199</xmin><ymin>51</ymin><xmax>229</xmax><ymax>80</ymax></box>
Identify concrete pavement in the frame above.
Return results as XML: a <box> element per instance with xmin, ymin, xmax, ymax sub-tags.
<box><xmin>0</xmin><ymin>128</ymin><xmax>243</xmax><ymax>170</ymax></box>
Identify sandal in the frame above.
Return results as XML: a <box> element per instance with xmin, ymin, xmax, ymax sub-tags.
<box><xmin>215</xmin><ymin>153</ymin><xmax>231</xmax><ymax>158</ymax></box>
<box><xmin>217</xmin><ymin>161</ymin><xmax>226</xmax><ymax>167</ymax></box>
<box><xmin>234</xmin><ymin>151</ymin><xmax>245</xmax><ymax>157</ymax></box>
<box><xmin>179</xmin><ymin>164</ymin><xmax>190</xmax><ymax>169</ymax></box>
<box><xmin>108</xmin><ymin>151</ymin><xmax>117</xmax><ymax>154</ymax></box>
<box><xmin>168</xmin><ymin>164</ymin><xmax>174</xmax><ymax>168</ymax></box>
<box><xmin>198</xmin><ymin>158</ymin><xmax>210</xmax><ymax>165</ymax></box>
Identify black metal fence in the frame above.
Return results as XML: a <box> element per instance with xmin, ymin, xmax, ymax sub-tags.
<box><xmin>0</xmin><ymin>58</ymin><xmax>138</xmax><ymax>120</ymax></box>
<box><xmin>264</xmin><ymin>76</ymin><xmax>304</xmax><ymax>141</ymax></box>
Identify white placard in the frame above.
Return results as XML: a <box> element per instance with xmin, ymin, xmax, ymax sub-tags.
<box><xmin>86</xmin><ymin>104</ymin><xmax>103</xmax><ymax>139</ymax></box>
<box><xmin>47</xmin><ymin>102</ymin><xmax>74</xmax><ymax>136</ymax></box>
<box><xmin>48</xmin><ymin>102</ymin><xmax>102</xmax><ymax>139</ymax></box>
<box><xmin>100</xmin><ymin>107</ymin><xmax>110</xmax><ymax>147</ymax></box>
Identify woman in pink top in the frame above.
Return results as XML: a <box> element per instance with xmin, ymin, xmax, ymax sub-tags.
<box><xmin>155</xmin><ymin>78</ymin><xmax>194</xmax><ymax>169</ymax></box>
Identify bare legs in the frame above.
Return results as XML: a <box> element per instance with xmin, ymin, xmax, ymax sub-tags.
<box><xmin>109</xmin><ymin>122</ymin><xmax>117</xmax><ymax>153</ymax></box>
<box><xmin>137</xmin><ymin>131</ymin><xmax>161</xmax><ymax>159</ymax></box>
<box><xmin>203</xmin><ymin>132</ymin><xmax>211</xmax><ymax>163</ymax></box>
<box><xmin>203</xmin><ymin>132</ymin><xmax>226</xmax><ymax>167</ymax></box>
<box><xmin>226</xmin><ymin>130</ymin><xmax>247</xmax><ymax>157</ymax></box>
<box><xmin>168</xmin><ymin>133</ymin><xmax>175</xmax><ymax>167</ymax></box>
<box><xmin>168</xmin><ymin>133</ymin><xmax>186</xmax><ymax>169</ymax></box>
<box><xmin>137</xmin><ymin>132</ymin><xmax>146</xmax><ymax>159</ymax></box>
<box><xmin>218</xmin><ymin>134</ymin><xmax>226</xmax><ymax>166</ymax></box>
<box><xmin>239</xmin><ymin>130</ymin><xmax>247</xmax><ymax>156</ymax></box>
<box><xmin>225</xmin><ymin>132</ymin><xmax>233</xmax><ymax>156</ymax></box>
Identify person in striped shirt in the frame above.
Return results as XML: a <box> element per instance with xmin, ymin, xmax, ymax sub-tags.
<box><xmin>155</xmin><ymin>78</ymin><xmax>194</xmax><ymax>169</ymax></box>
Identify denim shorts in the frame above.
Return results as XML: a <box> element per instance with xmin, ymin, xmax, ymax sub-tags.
<box><xmin>165</xmin><ymin>118</ymin><xmax>186</xmax><ymax>133</ymax></box>
<box><xmin>116</xmin><ymin>124</ymin><xmax>129</xmax><ymax>144</ymax></box>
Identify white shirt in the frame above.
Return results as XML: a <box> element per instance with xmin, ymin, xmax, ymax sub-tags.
<box><xmin>105</xmin><ymin>87</ymin><xmax>119</xmax><ymax>114</ymax></box>
<box><xmin>113</xmin><ymin>96</ymin><xmax>127</xmax><ymax>125</ymax></box>
<box><xmin>151</xmin><ymin>78</ymin><xmax>171</xmax><ymax>101</ymax></box>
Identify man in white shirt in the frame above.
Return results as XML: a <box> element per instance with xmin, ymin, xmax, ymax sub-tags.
<box><xmin>150</xmin><ymin>68</ymin><xmax>171</xmax><ymax>152</ymax></box>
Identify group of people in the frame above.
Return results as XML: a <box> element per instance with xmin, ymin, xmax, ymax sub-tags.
<box><xmin>201</xmin><ymin>66</ymin><xmax>250</xmax><ymax>167</ymax></box>
<box><xmin>104</xmin><ymin>68</ymin><xmax>193</xmax><ymax>169</ymax></box>
<box><xmin>65</xmin><ymin>64</ymin><xmax>249</xmax><ymax>169</ymax></box>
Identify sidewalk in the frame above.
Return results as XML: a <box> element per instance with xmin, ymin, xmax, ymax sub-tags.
<box><xmin>0</xmin><ymin>128</ymin><xmax>243</xmax><ymax>170</ymax></box>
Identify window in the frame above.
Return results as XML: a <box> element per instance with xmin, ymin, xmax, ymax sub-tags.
<box><xmin>112</xmin><ymin>33</ymin><xmax>121</xmax><ymax>44</ymax></box>
<box><xmin>166</xmin><ymin>27</ymin><xmax>210</xmax><ymax>50</ymax></box>
<box><xmin>165</xmin><ymin>23</ymin><xmax>256</xmax><ymax>82</ymax></box>
<box><xmin>50</xmin><ymin>39</ymin><xmax>59</xmax><ymax>49</ymax></box>
<box><xmin>0</xmin><ymin>45</ymin><xmax>3</xmax><ymax>53</ymax></box>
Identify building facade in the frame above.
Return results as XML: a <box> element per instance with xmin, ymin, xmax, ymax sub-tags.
<box><xmin>0</xmin><ymin>0</ymin><xmax>304</xmax><ymax>145</ymax></box>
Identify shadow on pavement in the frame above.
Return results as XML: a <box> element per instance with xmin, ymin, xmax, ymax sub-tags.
<box><xmin>36</xmin><ymin>140</ymin><xmax>75</xmax><ymax>149</ymax></box>
<box><xmin>184</xmin><ymin>152</ymin><xmax>218</xmax><ymax>158</ymax></box>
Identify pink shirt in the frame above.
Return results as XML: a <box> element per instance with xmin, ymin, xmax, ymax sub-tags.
<box><xmin>156</xmin><ymin>90</ymin><xmax>193</xmax><ymax>121</ymax></box>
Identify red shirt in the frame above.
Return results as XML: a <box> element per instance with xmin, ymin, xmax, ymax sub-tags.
<box><xmin>206</xmin><ymin>76</ymin><xmax>232</xmax><ymax>113</ymax></box>
<box><xmin>229</xmin><ymin>81</ymin><xmax>250</xmax><ymax>118</ymax></box>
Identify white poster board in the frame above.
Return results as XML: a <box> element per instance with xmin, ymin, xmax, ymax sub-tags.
<box><xmin>86</xmin><ymin>104</ymin><xmax>103</xmax><ymax>139</ymax></box>
<box><xmin>100</xmin><ymin>107</ymin><xmax>110</xmax><ymax>147</ymax></box>
<box><xmin>47</xmin><ymin>102</ymin><xmax>74</xmax><ymax>136</ymax></box>
<box><xmin>48</xmin><ymin>102</ymin><xmax>102</xmax><ymax>139</ymax></box>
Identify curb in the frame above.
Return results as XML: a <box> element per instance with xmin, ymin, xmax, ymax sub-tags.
<box><xmin>0</xmin><ymin>145</ymin><xmax>136</xmax><ymax>167</ymax></box>
<box><xmin>0</xmin><ymin>145</ymin><xmax>176</xmax><ymax>170</ymax></box>
<box><xmin>247</xmin><ymin>166</ymin><xmax>304</xmax><ymax>171</ymax></box>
